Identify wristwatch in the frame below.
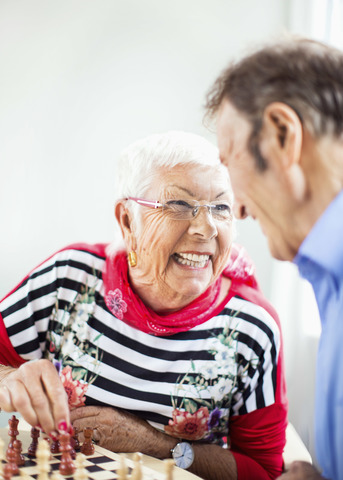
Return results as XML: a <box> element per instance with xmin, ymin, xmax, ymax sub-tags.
<box><xmin>171</xmin><ymin>442</ymin><xmax>194</xmax><ymax>469</ymax></box>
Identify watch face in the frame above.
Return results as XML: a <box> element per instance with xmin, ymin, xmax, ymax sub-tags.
<box><xmin>172</xmin><ymin>442</ymin><xmax>194</xmax><ymax>469</ymax></box>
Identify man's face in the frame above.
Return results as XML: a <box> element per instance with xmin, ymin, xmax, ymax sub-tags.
<box><xmin>216</xmin><ymin>99</ymin><xmax>301</xmax><ymax>261</ymax></box>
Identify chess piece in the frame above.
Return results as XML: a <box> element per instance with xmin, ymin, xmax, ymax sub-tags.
<box><xmin>3</xmin><ymin>462</ymin><xmax>13</xmax><ymax>480</ymax></box>
<box><xmin>6</xmin><ymin>415</ymin><xmax>19</xmax><ymax>461</ymax></box>
<box><xmin>50</xmin><ymin>437</ymin><xmax>60</xmax><ymax>454</ymax></box>
<box><xmin>36</xmin><ymin>439</ymin><xmax>51</xmax><ymax>480</ymax></box>
<box><xmin>5</xmin><ymin>446</ymin><xmax>19</xmax><ymax>476</ymax></box>
<box><xmin>71</xmin><ymin>426</ymin><xmax>81</xmax><ymax>451</ymax></box>
<box><xmin>12</xmin><ymin>439</ymin><xmax>25</xmax><ymax>466</ymax></box>
<box><xmin>117</xmin><ymin>454</ymin><xmax>128</xmax><ymax>480</ymax></box>
<box><xmin>59</xmin><ymin>432</ymin><xmax>75</xmax><ymax>476</ymax></box>
<box><xmin>164</xmin><ymin>459</ymin><xmax>175</xmax><ymax>480</ymax></box>
<box><xmin>0</xmin><ymin>437</ymin><xmax>5</xmax><ymax>477</ymax></box>
<box><xmin>74</xmin><ymin>452</ymin><xmax>88</xmax><ymax>480</ymax></box>
<box><xmin>28</xmin><ymin>426</ymin><xmax>40</xmax><ymax>458</ymax></box>
<box><xmin>131</xmin><ymin>452</ymin><xmax>142</xmax><ymax>480</ymax></box>
<box><xmin>80</xmin><ymin>428</ymin><xmax>94</xmax><ymax>456</ymax></box>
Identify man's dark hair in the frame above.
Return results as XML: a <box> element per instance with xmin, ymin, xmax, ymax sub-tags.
<box><xmin>205</xmin><ymin>37</ymin><xmax>343</xmax><ymax>170</ymax></box>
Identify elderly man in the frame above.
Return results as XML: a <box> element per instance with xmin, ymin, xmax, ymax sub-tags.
<box><xmin>206</xmin><ymin>38</ymin><xmax>343</xmax><ymax>480</ymax></box>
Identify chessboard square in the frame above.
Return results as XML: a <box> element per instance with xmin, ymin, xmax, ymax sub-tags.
<box><xmin>21</xmin><ymin>465</ymin><xmax>44</xmax><ymax>475</ymax></box>
<box><xmin>87</xmin><ymin>469</ymin><xmax>118</xmax><ymax>480</ymax></box>
<box><xmin>88</xmin><ymin>456</ymin><xmax>115</xmax><ymax>465</ymax></box>
<box><xmin>94</xmin><ymin>461</ymin><xmax>118</xmax><ymax>470</ymax></box>
<box><xmin>23</xmin><ymin>458</ymin><xmax>38</xmax><ymax>467</ymax></box>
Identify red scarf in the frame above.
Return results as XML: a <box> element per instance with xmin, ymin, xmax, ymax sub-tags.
<box><xmin>103</xmin><ymin>243</ymin><xmax>258</xmax><ymax>336</ymax></box>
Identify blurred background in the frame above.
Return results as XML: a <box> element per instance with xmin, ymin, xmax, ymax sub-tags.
<box><xmin>1</xmin><ymin>0</ymin><xmax>343</xmax><ymax>466</ymax></box>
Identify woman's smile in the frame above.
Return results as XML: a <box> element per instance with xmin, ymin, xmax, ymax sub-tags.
<box><xmin>172</xmin><ymin>252</ymin><xmax>211</xmax><ymax>269</ymax></box>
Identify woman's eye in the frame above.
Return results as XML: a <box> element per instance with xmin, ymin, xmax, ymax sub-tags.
<box><xmin>166</xmin><ymin>200</ymin><xmax>192</xmax><ymax>208</ymax></box>
<box><xmin>214</xmin><ymin>204</ymin><xmax>230</xmax><ymax>212</ymax></box>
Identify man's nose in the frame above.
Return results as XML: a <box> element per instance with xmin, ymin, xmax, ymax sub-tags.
<box><xmin>233</xmin><ymin>202</ymin><xmax>248</xmax><ymax>220</ymax></box>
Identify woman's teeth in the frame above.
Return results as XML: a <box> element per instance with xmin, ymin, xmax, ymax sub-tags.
<box><xmin>174</xmin><ymin>252</ymin><xmax>210</xmax><ymax>268</ymax></box>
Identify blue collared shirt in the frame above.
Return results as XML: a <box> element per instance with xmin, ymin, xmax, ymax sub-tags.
<box><xmin>294</xmin><ymin>189</ymin><xmax>343</xmax><ymax>480</ymax></box>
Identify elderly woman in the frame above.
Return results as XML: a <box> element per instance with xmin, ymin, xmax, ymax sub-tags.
<box><xmin>0</xmin><ymin>132</ymin><xmax>287</xmax><ymax>480</ymax></box>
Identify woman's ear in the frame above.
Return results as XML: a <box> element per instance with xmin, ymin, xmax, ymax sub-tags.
<box><xmin>115</xmin><ymin>201</ymin><xmax>134</xmax><ymax>245</ymax></box>
<box><xmin>259</xmin><ymin>102</ymin><xmax>303</xmax><ymax>171</ymax></box>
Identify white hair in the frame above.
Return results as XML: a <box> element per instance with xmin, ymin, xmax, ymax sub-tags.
<box><xmin>109</xmin><ymin>131</ymin><xmax>233</xmax><ymax>252</ymax></box>
<box><xmin>114</xmin><ymin>131</ymin><xmax>229</xmax><ymax>200</ymax></box>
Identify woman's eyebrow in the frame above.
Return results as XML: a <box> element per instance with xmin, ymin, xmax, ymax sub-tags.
<box><xmin>165</xmin><ymin>186</ymin><xmax>229</xmax><ymax>200</ymax></box>
<box><xmin>167</xmin><ymin>185</ymin><xmax>196</xmax><ymax>197</ymax></box>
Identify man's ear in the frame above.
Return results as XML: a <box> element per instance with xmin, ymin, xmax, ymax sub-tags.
<box><xmin>260</xmin><ymin>102</ymin><xmax>303</xmax><ymax>171</ymax></box>
<box><xmin>115</xmin><ymin>201</ymin><xmax>135</xmax><ymax>247</ymax></box>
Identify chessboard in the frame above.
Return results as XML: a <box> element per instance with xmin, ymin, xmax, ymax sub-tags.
<box><xmin>0</xmin><ymin>415</ymin><xmax>199</xmax><ymax>480</ymax></box>
<box><xmin>8</xmin><ymin>445</ymin><xmax>170</xmax><ymax>480</ymax></box>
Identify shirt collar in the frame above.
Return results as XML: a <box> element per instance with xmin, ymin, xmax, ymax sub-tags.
<box><xmin>294</xmin><ymin>189</ymin><xmax>343</xmax><ymax>280</ymax></box>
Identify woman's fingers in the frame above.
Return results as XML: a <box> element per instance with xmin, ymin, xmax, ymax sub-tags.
<box><xmin>0</xmin><ymin>384</ymin><xmax>13</xmax><ymax>411</ymax></box>
<box><xmin>41</xmin><ymin>365</ymin><xmax>70</xmax><ymax>432</ymax></box>
<box><xmin>0</xmin><ymin>359</ymin><xmax>70</xmax><ymax>435</ymax></box>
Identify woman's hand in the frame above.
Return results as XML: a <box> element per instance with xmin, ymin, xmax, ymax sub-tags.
<box><xmin>70</xmin><ymin>405</ymin><xmax>176</xmax><ymax>458</ymax></box>
<box><xmin>0</xmin><ymin>360</ymin><xmax>70</xmax><ymax>436</ymax></box>
<box><xmin>71</xmin><ymin>406</ymin><xmax>238</xmax><ymax>480</ymax></box>
<box><xmin>277</xmin><ymin>462</ymin><xmax>326</xmax><ymax>480</ymax></box>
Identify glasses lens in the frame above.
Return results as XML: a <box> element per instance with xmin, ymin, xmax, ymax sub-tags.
<box><xmin>163</xmin><ymin>200</ymin><xmax>194</xmax><ymax>219</ymax></box>
<box><xmin>163</xmin><ymin>200</ymin><xmax>232</xmax><ymax>221</ymax></box>
<box><xmin>209</xmin><ymin>203</ymin><xmax>232</xmax><ymax>220</ymax></box>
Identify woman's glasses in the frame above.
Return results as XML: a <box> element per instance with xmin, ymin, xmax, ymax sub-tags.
<box><xmin>126</xmin><ymin>197</ymin><xmax>232</xmax><ymax>221</ymax></box>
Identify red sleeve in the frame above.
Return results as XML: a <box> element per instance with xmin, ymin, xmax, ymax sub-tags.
<box><xmin>0</xmin><ymin>242</ymin><xmax>107</xmax><ymax>367</ymax></box>
<box><xmin>0</xmin><ymin>314</ymin><xmax>25</xmax><ymax>367</ymax></box>
<box><xmin>230</xmin><ymin>403</ymin><xmax>287</xmax><ymax>479</ymax></box>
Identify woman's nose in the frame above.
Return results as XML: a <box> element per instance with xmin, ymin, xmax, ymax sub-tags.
<box><xmin>188</xmin><ymin>207</ymin><xmax>218</xmax><ymax>238</ymax></box>
<box><xmin>233</xmin><ymin>202</ymin><xmax>248</xmax><ymax>220</ymax></box>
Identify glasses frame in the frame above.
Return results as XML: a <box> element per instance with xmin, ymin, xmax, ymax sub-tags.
<box><xmin>126</xmin><ymin>196</ymin><xmax>231</xmax><ymax>221</ymax></box>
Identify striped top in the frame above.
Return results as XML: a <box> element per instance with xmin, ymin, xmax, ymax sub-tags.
<box><xmin>0</xmin><ymin>243</ymin><xmax>287</xmax><ymax>476</ymax></box>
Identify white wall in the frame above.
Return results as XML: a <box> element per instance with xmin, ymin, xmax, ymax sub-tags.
<box><xmin>0</xmin><ymin>0</ymin><xmax>287</xmax><ymax>297</ymax></box>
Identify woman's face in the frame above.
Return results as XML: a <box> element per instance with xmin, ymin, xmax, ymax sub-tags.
<box><xmin>127</xmin><ymin>163</ymin><xmax>234</xmax><ymax>311</ymax></box>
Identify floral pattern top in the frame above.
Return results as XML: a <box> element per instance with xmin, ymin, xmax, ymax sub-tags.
<box><xmin>0</xmin><ymin>244</ymin><xmax>285</xmax><ymax>451</ymax></box>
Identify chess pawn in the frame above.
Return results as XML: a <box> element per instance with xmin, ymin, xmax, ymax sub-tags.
<box><xmin>59</xmin><ymin>432</ymin><xmax>75</xmax><ymax>476</ymax></box>
<box><xmin>13</xmin><ymin>438</ymin><xmax>26</xmax><ymax>466</ymax></box>
<box><xmin>0</xmin><ymin>437</ymin><xmax>4</xmax><ymax>476</ymax></box>
<box><xmin>131</xmin><ymin>452</ymin><xmax>142</xmax><ymax>480</ymax></box>
<box><xmin>71</xmin><ymin>426</ymin><xmax>81</xmax><ymax>451</ymax></box>
<box><xmin>80</xmin><ymin>428</ymin><xmax>94</xmax><ymax>456</ymax></box>
<box><xmin>164</xmin><ymin>459</ymin><xmax>175</xmax><ymax>480</ymax></box>
<box><xmin>5</xmin><ymin>445</ymin><xmax>19</xmax><ymax>476</ymax></box>
<box><xmin>74</xmin><ymin>452</ymin><xmax>88</xmax><ymax>480</ymax></box>
<box><xmin>28</xmin><ymin>426</ymin><xmax>40</xmax><ymax>458</ymax></box>
<box><xmin>117</xmin><ymin>454</ymin><xmax>128</xmax><ymax>480</ymax></box>
<box><xmin>36</xmin><ymin>439</ymin><xmax>51</xmax><ymax>480</ymax></box>
<box><xmin>3</xmin><ymin>462</ymin><xmax>13</xmax><ymax>480</ymax></box>
<box><xmin>50</xmin><ymin>437</ymin><xmax>60</xmax><ymax>455</ymax></box>
<box><xmin>6</xmin><ymin>415</ymin><xmax>19</xmax><ymax>461</ymax></box>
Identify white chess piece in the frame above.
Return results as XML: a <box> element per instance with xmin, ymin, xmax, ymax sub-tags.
<box><xmin>36</xmin><ymin>439</ymin><xmax>51</xmax><ymax>480</ymax></box>
<box><xmin>164</xmin><ymin>458</ymin><xmax>174</xmax><ymax>480</ymax></box>
<box><xmin>117</xmin><ymin>454</ymin><xmax>128</xmax><ymax>480</ymax></box>
<box><xmin>0</xmin><ymin>437</ymin><xmax>4</xmax><ymax>477</ymax></box>
<box><xmin>75</xmin><ymin>452</ymin><xmax>88</xmax><ymax>480</ymax></box>
<box><xmin>131</xmin><ymin>452</ymin><xmax>142</xmax><ymax>480</ymax></box>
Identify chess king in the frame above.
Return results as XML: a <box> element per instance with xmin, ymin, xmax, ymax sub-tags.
<box><xmin>0</xmin><ymin>131</ymin><xmax>287</xmax><ymax>480</ymax></box>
